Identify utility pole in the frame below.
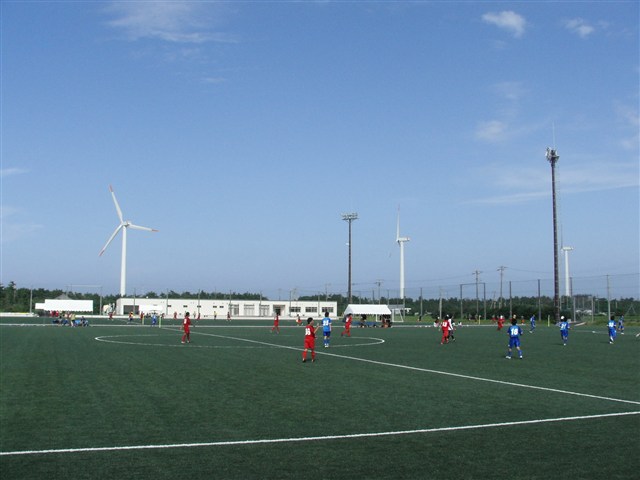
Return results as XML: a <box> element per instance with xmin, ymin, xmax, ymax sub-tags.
<box><xmin>497</xmin><ymin>266</ymin><xmax>507</xmax><ymax>309</ymax></box>
<box><xmin>546</xmin><ymin>147</ymin><xmax>561</xmax><ymax>323</ymax></box>
<box><xmin>374</xmin><ymin>279</ymin><xmax>383</xmax><ymax>304</ymax></box>
<box><xmin>473</xmin><ymin>270</ymin><xmax>482</xmax><ymax>319</ymax></box>
<box><xmin>342</xmin><ymin>212</ymin><xmax>358</xmax><ymax>304</ymax></box>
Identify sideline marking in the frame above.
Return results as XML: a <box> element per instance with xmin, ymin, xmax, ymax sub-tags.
<box><xmin>2</xmin><ymin>411</ymin><xmax>638</xmax><ymax>457</ymax></box>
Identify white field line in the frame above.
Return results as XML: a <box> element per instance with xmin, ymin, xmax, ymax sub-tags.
<box><xmin>2</xmin><ymin>411</ymin><xmax>638</xmax><ymax>457</ymax></box>
<box><xmin>180</xmin><ymin>329</ymin><xmax>640</xmax><ymax>407</ymax></box>
<box><xmin>94</xmin><ymin>333</ymin><xmax>385</xmax><ymax>349</ymax></box>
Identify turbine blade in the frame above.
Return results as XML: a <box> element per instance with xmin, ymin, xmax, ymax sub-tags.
<box><xmin>127</xmin><ymin>223</ymin><xmax>158</xmax><ymax>232</ymax></box>
<box><xmin>109</xmin><ymin>185</ymin><xmax>124</xmax><ymax>223</ymax></box>
<box><xmin>99</xmin><ymin>225</ymin><xmax>123</xmax><ymax>256</ymax></box>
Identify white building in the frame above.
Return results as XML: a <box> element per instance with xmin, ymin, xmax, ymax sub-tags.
<box><xmin>35</xmin><ymin>298</ymin><xmax>94</xmax><ymax>313</ymax></box>
<box><xmin>116</xmin><ymin>297</ymin><xmax>338</xmax><ymax>319</ymax></box>
<box><xmin>35</xmin><ymin>294</ymin><xmax>93</xmax><ymax>313</ymax></box>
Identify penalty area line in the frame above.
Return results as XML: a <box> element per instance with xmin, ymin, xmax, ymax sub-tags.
<box><xmin>2</xmin><ymin>411</ymin><xmax>638</xmax><ymax>457</ymax></box>
<box><xmin>316</xmin><ymin>350</ymin><xmax>640</xmax><ymax>406</ymax></box>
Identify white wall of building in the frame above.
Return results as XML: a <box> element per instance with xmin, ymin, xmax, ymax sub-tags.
<box><xmin>35</xmin><ymin>299</ymin><xmax>94</xmax><ymax>312</ymax></box>
<box><xmin>116</xmin><ymin>298</ymin><xmax>337</xmax><ymax>319</ymax></box>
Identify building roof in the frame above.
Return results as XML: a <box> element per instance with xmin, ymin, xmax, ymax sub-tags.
<box><xmin>343</xmin><ymin>304</ymin><xmax>392</xmax><ymax>316</ymax></box>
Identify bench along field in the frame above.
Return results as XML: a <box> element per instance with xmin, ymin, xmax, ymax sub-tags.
<box><xmin>1</xmin><ymin>318</ymin><xmax>638</xmax><ymax>479</ymax></box>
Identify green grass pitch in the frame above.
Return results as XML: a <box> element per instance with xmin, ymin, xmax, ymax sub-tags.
<box><xmin>1</xmin><ymin>318</ymin><xmax>638</xmax><ymax>479</ymax></box>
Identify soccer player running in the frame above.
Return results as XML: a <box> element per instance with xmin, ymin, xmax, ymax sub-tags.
<box><xmin>302</xmin><ymin>317</ymin><xmax>320</xmax><ymax>362</ymax></box>
<box><xmin>607</xmin><ymin>315</ymin><xmax>617</xmax><ymax>344</ymax></box>
<box><xmin>271</xmin><ymin>313</ymin><xmax>280</xmax><ymax>334</ymax></box>
<box><xmin>529</xmin><ymin>314</ymin><xmax>536</xmax><ymax>333</ymax></box>
<box><xmin>559</xmin><ymin>316</ymin><xmax>570</xmax><ymax>346</ymax></box>
<box><xmin>181</xmin><ymin>312</ymin><xmax>191</xmax><ymax>344</ymax></box>
<box><xmin>322</xmin><ymin>311</ymin><xmax>332</xmax><ymax>347</ymax></box>
<box><xmin>440</xmin><ymin>315</ymin><xmax>451</xmax><ymax>345</ymax></box>
<box><xmin>341</xmin><ymin>313</ymin><xmax>353</xmax><ymax>337</ymax></box>
<box><xmin>506</xmin><ymin>317</ymin><xmax>523</xmax><ymax>359</ymax></box>
<box><xmin>448</xmin><ymin>315</ymin><xmax>456</xmax><ymax>342</ymax></box>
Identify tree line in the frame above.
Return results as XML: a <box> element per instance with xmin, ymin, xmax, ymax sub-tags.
<box><xmin>3</xmin><ymin>282</ymin><xmax>635</xmax><ymax>320</ymax></box>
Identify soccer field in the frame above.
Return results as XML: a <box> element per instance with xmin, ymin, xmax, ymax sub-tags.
<box><xmin>1</xmin><ymin>318</ymin><xmax>638</xmax><ymax>479</ymax></box>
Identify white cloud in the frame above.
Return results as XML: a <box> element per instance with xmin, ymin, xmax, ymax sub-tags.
<box><xmin>202</xmin><ymin>76</ymin><xmax>227</xmax><ymax>85</ymax></box>
<box><xmin>475</xmin><ymin>120</ymin><xmax>508</xmax><ymax>143</ymax></box>
<box><xmin>467</xmin><ymin>161</ymin><xmax>639</xmax><ymax>205</ymax></box>
<box><xmin>492</xmin><ymin>81</ymin><xmax>527</xmax><ymax>102</ymax></box>
<box><xmin>565</xmin><ymin>18</ymin><xmax>595</xmax><ymax>38</ymax></box>
<box><xmin>0</xmin><ymin>167</ymin><xmax>28</xmax><ymax>178</ymax></box>
<box><xmin>105</xmin><ymin>2</ymin><xmax>237</xmax><ymax>44</ymax></box>
<box><xmin>0</xmin><ymin>206</ymin><xmax>43</xmax><ymax>243</ymax></box>
<box><xmin>482</xmin><ymin>11</ymin><xmax>527</xmax><ymax>38</ymax></box>
<box><xmin>614</xmin><ymin>102</ymin><xmax>640</xmax><ymax>150</ymax></box>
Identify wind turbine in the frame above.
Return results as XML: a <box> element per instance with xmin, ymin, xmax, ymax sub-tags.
<box><xmin>396</xmin><ymin>207</ymin><xmax>410</xmax><ymax>300</ymax></box>
<box><xmin>561</xmin><ymin>246</ymin><xmax>574</xmax><ymax>297</ymax></box>
<box><xmin>99</xmin><ymin>185</ymin><xmax>158</xmax><ymax>298</ymax></box>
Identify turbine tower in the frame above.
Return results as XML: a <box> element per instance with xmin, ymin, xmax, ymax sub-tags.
<box><xmin>396</xmin><ymin>207</ymin><xmax>410</xmax><ymax>300</ymax></box>
<box><xmin>99</xmin><ymin>185</ymin><xmax>158</xmax><ymax>299</ymax></box>
<box><xmin>562</xmin><ymin>246</ymin><xmax>574</xmax><ymax>297</ymax></box>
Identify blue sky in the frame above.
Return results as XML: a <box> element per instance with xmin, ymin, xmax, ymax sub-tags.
<box><xmin>1</xmin><ymin>1</ymin><xmax>638</xmax><ymax>301</ymax></box>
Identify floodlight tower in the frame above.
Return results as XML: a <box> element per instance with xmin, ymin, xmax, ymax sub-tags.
<box><xmin>396</xmin><ymin>207</ymin><xmax>410</xmax><ymax>300</ymax></box>
<box><xmin>546</xmin><ymin>147</ymin><xmax>561</xmax><ymax>323</ymax></box>
<box><xmin>562</xmin><ymin>246</ymin><xmax>574</xmax><ymax>297</ymax></box>
<box><xmin>342</xmin><ymin>212</ymin><xmax>358</xmax><ymax>304</ymax></box>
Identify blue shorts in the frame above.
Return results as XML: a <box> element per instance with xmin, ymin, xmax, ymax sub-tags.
<box><xmin>323</xmin><ymin>330</ymin><xmax>331</xmax><ymax>337</ymax></box>
<box><xmin>508</xmin><ymin>337</ymin><xmax>520</xmax><ymax>348</ymax></box>
<box><xmin>609</xmin><ymin>328</ymin><xmax>617</xmax><ymax>338</ymax></box>
<box><xmin>561</xmin><ymin>330</ymin><xmax>568</xmax><ymax>337</ymax></box>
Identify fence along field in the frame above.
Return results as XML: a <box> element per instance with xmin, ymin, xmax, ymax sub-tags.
<box><xmin>0</xmin><ymin>316</ymin><xmax>638</xmax><ymax>479</ymax></box>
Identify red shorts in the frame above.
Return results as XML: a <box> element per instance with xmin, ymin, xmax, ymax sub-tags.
<box><xmin>183</xmin><ymin>326</ymin><xmax>190</xmax><ymax>334</ymax></box>
<box><xmin>304</xmin><ymin>337</ymin><xmax>315</xmax><ymax>349</ymax></box>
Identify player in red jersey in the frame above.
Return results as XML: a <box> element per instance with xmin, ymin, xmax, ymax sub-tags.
<box><xmin>181</xmin><ymin>312</ymin><xmax>191</xmax><ymax>344</ymax></box>
<box><xmin>271</xmin><ymin>313</ymin><xmax>280</xmax><ymax>334</ymax></box>
<box><xmin>302</xmin><ymin>317</ymin><xmax>320</xmax><ymax>362</ymax></box>
<box><xmin>441</xmin><ymin>315</ymin><xmax>451</xmax><ymax>344</ymax></box>
<box><xmin>341</xmin><ymin>313</ymin><xmax>353</xmax><ymax>337</ymax></box>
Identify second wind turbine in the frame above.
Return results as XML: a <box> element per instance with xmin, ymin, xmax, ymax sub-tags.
<box><xmin>396</xmin><ymin>207</ymin><xmax>410</xmax><ymax>300</ymax></box>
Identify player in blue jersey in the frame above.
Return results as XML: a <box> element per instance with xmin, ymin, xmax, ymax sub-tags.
<box><xmin>529</xmin><ymin>314</ymin><xmax>536</xmax><ymax>333</ymax></box>
<box><xmin>322</xmin><ymin>312</ymin><xmax>332</xmax><ymax>348</ymax></box>
<box><xmin>506</xmin><ymin>318</ymin><xmax>523</xmax><ymax>359</ymax></box>
<box><xmin>559</xmin><ymin>316</ymin><xmax>569</xmax><ymax>346</ymax></box>
<box><xmin>617</xmin><ymin>315</ymin><xmax>625</xmax><ymax>335</ymax></box>
<box><xmin>607</xmin><ymin>315</ymin><xmax>617</xmax><ymax>344</ymax></box>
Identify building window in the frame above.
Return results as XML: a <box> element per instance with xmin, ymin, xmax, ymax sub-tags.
<box><xmin>305</xmin><ymin>306</ymin><xmax>317</xmax><ymax>313</ymax></box>
<box><xmin>244</xmin><ymin>305</ymin><xmax>255</xmax><ymax>316</ymax></box>
<box><xmin>290</xmin><ymin>306</ymin><xmax>301</xmax><ymax>313</ymax></box>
